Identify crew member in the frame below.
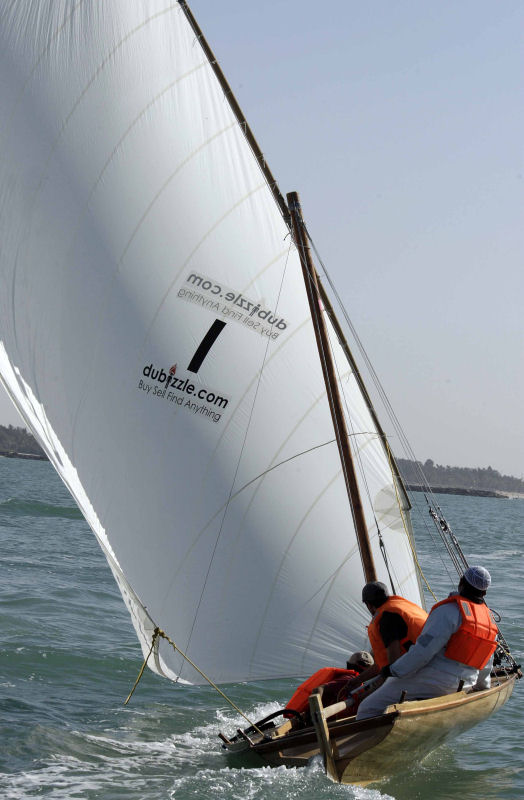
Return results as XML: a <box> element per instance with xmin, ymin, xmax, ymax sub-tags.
<box><xmin>356</xmin><ymin>566</ymin><xmax>498</xmax><ymax>720</ymax></box>
<box><xmin>317</xmin><ymin>651</ymin><xmax>374</xmax><ymax>716</ymax></box>
<box><xmin>342</xmin><ymin>581</ymin><xmax>428</xmax><ymax>693</ymax></box>
<box><xmin>284</xmin><ymin>651</ymin><xmax>373</xmax><ymax>721</ymax></box>
<box><xmin>365</xmin><ymin>581</ymin><xmax>429</xmax><ymax>668</ymax></box>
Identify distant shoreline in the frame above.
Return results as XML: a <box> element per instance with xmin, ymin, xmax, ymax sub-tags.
<box><xmin>406</xmin><ymin>484</ymin><xmax>516</xmax><ymax>500</ymax></box>
<box><xmin>1</xmin><ymin>445</ymin><xmax>523</xmax><ymax>500</ymax></box>
<box><xmin>1</xmin><ymin>452</ymin><xmax>522</xmax><ymax>500</ymax></box>
<box><xmin>0</xmin><ymin>450</ymin><xmax>47</xmax><ymax>461</ymax></box>
<box><xmin>399</xmin><ymin>457</ymin><xmax>524</xmax><ymax>498</ymax></box>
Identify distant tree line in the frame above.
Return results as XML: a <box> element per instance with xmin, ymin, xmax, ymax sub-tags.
<box><xmin>398</xmin><ymin>458</ymin><xmax>524</xmax><ymax>494</ymax></box>
<box><xmin>1</xmin><ymin>424</ymin><xmax>522</xmax><ymax>493</ymax></box>
<box><xmin>0</xmin><ymin>424</ymin><xmax>46</xmax><ymax>456</ymax></box>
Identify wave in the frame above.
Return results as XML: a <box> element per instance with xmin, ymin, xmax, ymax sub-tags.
<box><xmin>0</xmin><ymin>712</ymin><xmax>395</xmax><ymax>800</ymax></box>
<box><xmin>0</xmin><ymin>497</ymin><xmax>82</xmax><ymax>519</ymax></box>
<box><xmin>468</xmin><ymin>549</ymin><xmax>523</xmax><ymax>562</ymax></box>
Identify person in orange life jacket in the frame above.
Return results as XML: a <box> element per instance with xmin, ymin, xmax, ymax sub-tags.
<box><xmin>341</xmin><ymin>581</ymin><xmax>428</xmax><ymax>695</ymax></box>
<box><xmin>284</xmin><ymin>651</ymin><xmax>373</xmax><ymax>720</ymax></box>
<box><xmin>356</xmin><ymin>566</ymin><xmax>498</xmax><ymax>720</ymax></box>
<box><xmin>315</xmin><ymin>651</ymin><xmax>375</xmax><ymax>719</ymax></box>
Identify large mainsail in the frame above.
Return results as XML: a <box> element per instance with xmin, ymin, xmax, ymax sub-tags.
<box><xmin>0</xmin><ymin>1</ymin><xmax>423</xmax><ymax>684</ymax></box>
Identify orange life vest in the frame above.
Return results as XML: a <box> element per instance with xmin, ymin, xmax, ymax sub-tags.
<box><xmin>367</xmin><ymin>596</ymin><xmax>428</xmax><ymax>669</ymax></box>
<box><xmin>431</xmin><ymin>595</ymin><xmax>498</xmax><ymax>669</ymax></box>
<box><xmin>285</xmin><ymin>667</ymin><xmax>359</xmax><ymax>714</ymax></box>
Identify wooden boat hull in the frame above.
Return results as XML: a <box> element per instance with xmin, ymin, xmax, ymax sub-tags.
<box><xmin>332</xmin><ymin>673</ymin><xmax>516</xmax><ymax>785</ymax></box>
<box><xmin>221</xmin><ymin>673</ymin><xmax>517</xmax><ymax>786</ymax></box>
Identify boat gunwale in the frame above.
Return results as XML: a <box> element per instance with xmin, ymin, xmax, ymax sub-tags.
<box><xmin>232</xmin><ymin>710</ymin><xmax>397</xmax><ymax>755</ymax></box>
<box><xmin>229</xmin><ymin>671</ymin><xmax>517</xmax><ymax>759</ymax></box>
<box><xmin>386</xmin><ymin>671</ymin><xmax>517</xmax><ymax>719</ymax></box>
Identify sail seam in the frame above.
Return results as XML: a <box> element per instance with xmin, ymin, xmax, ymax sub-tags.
<box><xmin>299</xmin><ymin>542</ymin><xmax>361</xmax><ymax>671</ymax></box>
<box><xmin>202</xmin><ymin>317</ymin><xmax>311</xmax><ymax>477</ymax></box>
<box><xmin>119</xmin><ymin>123</ymin><xmax>240</xmax><ymax>266</ymax></box>
<box><xmin>155</xmin><ymin>250</ymin><xmax>304</xmax><ymax>617</ymax></box>
<box><xmin>229</xmin><ymin>440</ymin><xmax>336</xmax><ymax>497</ymax></box>
<box><xmin>7</xmin><ymin>4</ymin><xmax>184</xmax><ymax>368</ymax></box>
<box><xmin>248</xmin><ymin>469</ymin><xmax>343</xmax><ymax>674</ymax></box>
<box><xmin>0</xmin><ymin>0</ymin><xmax>87</xmax><ymax>145</ymax></box>
<box><xmin>85</xmin><ymin>61</ymin><xmax>209</xmax><ymax>212</ymax></box>
<box><xmin>325</xmin><ymin>318</ymin><xmax>399</xmax><ymax>592</ymax></box>
<box><xmin>231</xmin><ymin>432</ymin><xmax>380</xmax><ymax>502</ymax></box>
<box><xmin>177</xmin><ymin>234</ymin><xmax>292</xmax><ymax>678</ymax></box>
<box><xmin>66</xmin><ymin>121</ymin><xmax>238</xmax><ymax>463</ymax></box>
<box><xmin>136</xmin><ymin>182</ymin><xmax>267</xmax><ymax>355</ymax></box>
<box><xmin>23</xmin><ymin>5</ymin><xmax>182</xmax><ymax>224</ymax></box>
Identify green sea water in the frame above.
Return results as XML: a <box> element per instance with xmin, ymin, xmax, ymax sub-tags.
<box><xmin>0</xmin><ymin>457</ymin><xmax>522</xmax><ymax>799</ymax></box>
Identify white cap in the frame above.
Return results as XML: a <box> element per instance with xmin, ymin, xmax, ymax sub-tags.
<box><xmin>463</xmin><ymin>565</ymin><xmax>491</xmax><ymax>591</ymax></box>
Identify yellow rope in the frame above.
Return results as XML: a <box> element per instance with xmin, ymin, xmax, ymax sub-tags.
<box><xmin>125</xmin><ymin>444</ymin><xmax>438</xmax><ymax>731</ymax></box>
<box><xmin>124</xmin><ymin>627</ymin><xmax>160</xmax><ymax>705</ymax></box>
<box><xmin>125</xmin><ymin>626</ymin><xmax>266</xmax><ymax>738</ymax></box>
<box><xmin>385</xmin><ymin>440</ymin><xmax>437</xmax><ymax>602</ymax></box>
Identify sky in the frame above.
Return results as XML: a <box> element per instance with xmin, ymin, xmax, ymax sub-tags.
<box><xmin>1</xmin><ymin>0</ymin><xmax>522</xmax><ymax>477</ymax></box>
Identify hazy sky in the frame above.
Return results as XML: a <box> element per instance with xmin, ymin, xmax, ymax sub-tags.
<box><xmin>1</xmin><ymin>0</ymin><xmax>522</xmax><ymax>477</ymax></box>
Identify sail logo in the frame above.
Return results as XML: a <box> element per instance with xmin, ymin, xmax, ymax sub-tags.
<box><xmin>177</xmin><ymin>272</ymin><xmax>289</xmax><ymax>340</ymax></box>
<box><xmin>138</xmin><ymin>363</ymin><xmax>229</xmax><ymax>424</ymax></box>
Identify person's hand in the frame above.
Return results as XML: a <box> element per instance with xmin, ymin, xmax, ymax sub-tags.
<box><xmin>342</xmin><ymin>676</ymin><xmax>362</xmax><ymax>693</ymax></box>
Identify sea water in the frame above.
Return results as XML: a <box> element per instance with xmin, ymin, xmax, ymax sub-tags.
<box><xmin>0</xmin><ymin>457</ymin><xmax>522</xmax><ymax>800</ymax></box>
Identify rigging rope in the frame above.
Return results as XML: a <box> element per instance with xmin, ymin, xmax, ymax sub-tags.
<box><xmin>303</xmin><ymin>225</ymin><xmax>463</xmax><ymax>585</ymax></box>
<box><xmin>302</xmin><ymin>212</ymin><xmax>435</xmax><ymax>600</ymax></box>
<box><xmin>125</xmin><ymin>627</ymin><xmax>267</xmax><ymax>737</ymax></box>
<box><xmin>322</xmin><ymin>302</ymin><xmax>398</xmax><ymax>593</ymax></box>
<box><xmin>384</xmin><ymin>442</ymin><xmax>438</xmax><ymax>601</ymax></box>
<box><xmin>378</xmin><ymin>534</ymin><xmax>396</xmax><ymax>595</ymax></box>
<box><xmin>301</xmin><ymin>226</ymin><xmax>524</xmax><ymax>672</ymax></box>
<box><xmin>427</xmin><ymin>505</ymin><xmax>465</xmax><ymax>576</ymax></box>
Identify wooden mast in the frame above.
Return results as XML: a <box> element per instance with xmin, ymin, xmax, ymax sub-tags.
<box><xmin>287</xmin><ymin>191</ymin><xmax>377</xmax><ymax>583</ymax></box>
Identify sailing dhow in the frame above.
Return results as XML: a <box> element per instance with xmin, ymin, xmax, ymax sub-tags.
<box><xmin>0</xmin><ymin>0</ymin><xmax>518</xmax><ymax>786</ymax></box>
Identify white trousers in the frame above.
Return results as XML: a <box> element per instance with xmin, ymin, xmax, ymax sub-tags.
<box><xmin>356</xmin><ymin>670</ymin><xmax>466</xmax><ymax>720</ymax></box>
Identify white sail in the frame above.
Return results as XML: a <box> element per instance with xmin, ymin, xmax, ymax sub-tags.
<box><xmin>323</xmin><ymin>313</ymin><xmax>424</xmax><ymax>602</ymax></box>
<box><xmin>0</xmin><ymin>1</ymin><xmax>423</xmax><ymax>684</ymax></box>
